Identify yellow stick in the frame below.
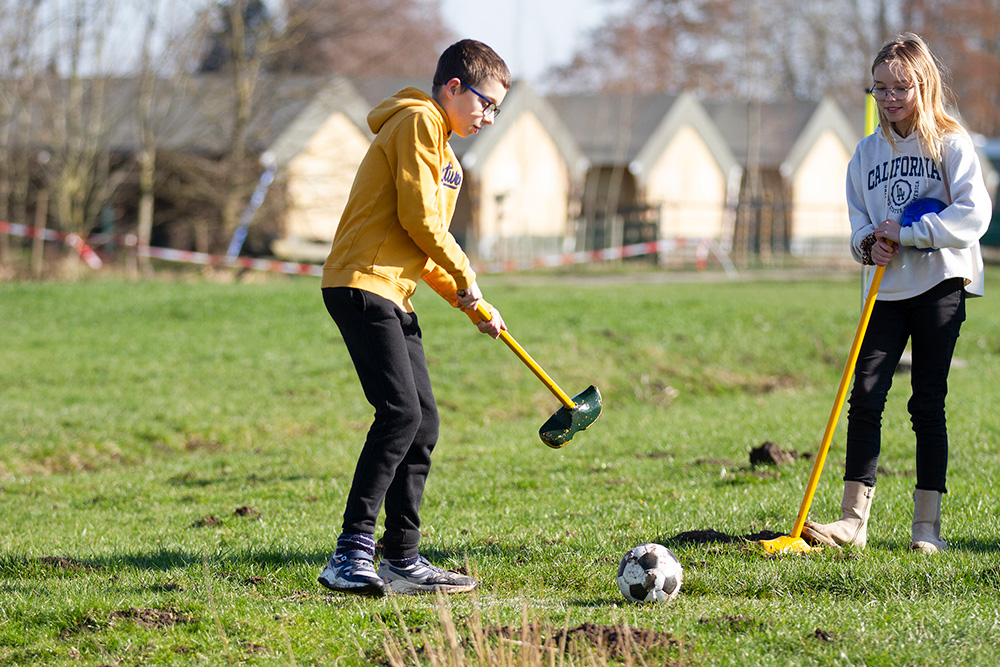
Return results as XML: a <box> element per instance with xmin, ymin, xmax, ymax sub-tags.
<box><xmin>763</xmin><ymin>91</ymin><xmax>883</xmax><ymax>554</ymax></box>
<box><xmin>474</xmin><ymin>302</ymin><xmax>576</xmax><ymax>409</ymax></box>
<box><xmin>787</xmin><ymin>264</ymin><xmax>884</xmax><ymax>539</ymax></box>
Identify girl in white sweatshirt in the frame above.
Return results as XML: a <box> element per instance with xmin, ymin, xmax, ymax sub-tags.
<box><xmin>802</xmin><ymin>33</ymin><xmax>992</xmax><ymax>553</ymax></box>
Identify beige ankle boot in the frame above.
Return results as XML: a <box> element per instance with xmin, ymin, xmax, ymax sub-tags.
<box><xmin>801</xmin><ymin>481</ymin><xmax>875</xmax><ymax>548</ymax></box>
<box><xmin>911</xmin><ymin>489</ymin><xmax>947</xmax><ymax>554</ymax></box>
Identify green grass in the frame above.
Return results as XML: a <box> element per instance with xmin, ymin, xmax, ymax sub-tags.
<box><xmin>2</xmin><ymin>267</ymin><xmax>999</xmax><ymax>665</ymax></box>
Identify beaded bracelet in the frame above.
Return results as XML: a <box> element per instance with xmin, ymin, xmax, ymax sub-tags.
<box><xmin>861</xmin><ymin>232</ymin><xmax>878</xmax><ymax>266</ymax></box>
<box><xmin>860</xmin><ymin>233</ymin><xmax>877</xmax><ymax>265</ymax></box>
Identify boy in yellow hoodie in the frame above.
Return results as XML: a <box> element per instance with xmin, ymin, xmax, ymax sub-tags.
<box><xmin>318</xmin><ymin>40</ymin><xmax>510</xmax><ymax>597</ymax></box>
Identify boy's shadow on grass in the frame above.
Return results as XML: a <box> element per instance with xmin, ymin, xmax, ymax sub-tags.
<box><xmin>10</xmin><ymin>548</ymin><xmax>335</xmax><ymax>573</ymax></box>
<box><xmin>16</xmin><ymin>543</ymin><xmax>514</xmax><ymax>574</ymax></box>
<box><xmin>14</xmin><ymin>537</ymin><xmax>996</xmax><ymax>583</ymax></box>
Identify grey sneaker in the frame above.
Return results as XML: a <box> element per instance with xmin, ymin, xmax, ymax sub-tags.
<box><xmin>377</xmin><ymin>556</ymin><xmax>478</xmax><ymax>595</ymax></box>
<box><xmin>318</xmin><ymin>551</ymin><xmax>385</xmax><ymax>597</ymax></box>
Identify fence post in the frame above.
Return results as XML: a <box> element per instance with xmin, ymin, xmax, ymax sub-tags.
<box><xmin>30</xmin><ymin>188</ymin><xmax>48</xmax><ymax>280</ymax></box>
<box><xmin>124</xmin><ymin>233</ymin><xmax>138</xmax><ymax>280</ymax></box>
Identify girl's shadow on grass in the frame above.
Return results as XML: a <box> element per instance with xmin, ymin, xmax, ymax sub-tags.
<box><xmin>876</xmin><ymin>538</ymin><xmax>1000</xmax><ymax>553</ymax></box>
<box><xmin>52</xmin><ymin>548</ymin><xmax>334</xmax><ymax>572</ymax></box>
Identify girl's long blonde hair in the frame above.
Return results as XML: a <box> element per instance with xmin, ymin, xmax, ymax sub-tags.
<box><xmin>873</xmin><ymin>32</ymin><xmax>965</xmax><ymax>163</ymax></box>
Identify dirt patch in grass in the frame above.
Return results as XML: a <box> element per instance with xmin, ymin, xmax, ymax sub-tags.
<box><xmin>698</xmin><ymin>614</ymin><xmax>767</xmax><ymax>633</ymax></box>
<box><xmin>749</xmin><ymin>441</ymin><xmax>803</xmax><ymax>467</ymax></box>
<box><xmin>689</xmin><ymin>442</ymin><xmax>809</xmax><ymax>480</ymax></box>
<box><xmin>192</xmin><ymin>515</ymin><xmax>223</xmax><ymax>528</ymax></box>
<box><xmin>702</xmin><ymin>368</ymin><xmax>797</xmax><ymax>396</ymax></box>
<box><xmin>58</xmin><ymin>614</ymin><xmax>104</xmax><ymax>639</ymax></box>
<box><xmin>234</xmin><ymin>505</ymin><xmax>261</xmax><ymax>519</ymax></box>
<box><xmin>485</xmin><ymin>621</ymin><xmax>678</xmax><ymax>657</ymax></box>
<box><xmin>242</xmin><ymin>641</ymin><xmax>269</xmax><ymax>655</ymax></box>
<box><xmin>875</xmin><ymin>464</ymin><xmax>914</xmax><ymax>477</ymax></box>
<box><xmin>38</xmin><ymin>556</ymin><xmax>94</xmax><ymax>572</ymax></box>
<box><xmin>185</xmin><ymin>436</ymin><xmax>223</xmax><ymax>452</ymax></box>
<box><xmin>58</xmin><ymin>607</ymin><xmax>188</xmax><ymax>642</ymax></box>
<box><xmin>110</xmin><ymin>607</ymin><xmax>191</xmax><ymax>629</ymax></box>
<box><xmin>692</xmin><ymin>457</ymin><xmax>742</xmax><ymax>468</ymax></box>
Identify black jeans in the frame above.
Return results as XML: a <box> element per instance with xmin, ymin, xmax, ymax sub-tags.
<box><xmin>845</xmin><ymin>278</ymin><xmax>966</xmax><ymax>493</ymax></box>
<box><xmin>323</xmin><ymin>287</ymin><xmax>438</xmax><ymax>560</ymax></box>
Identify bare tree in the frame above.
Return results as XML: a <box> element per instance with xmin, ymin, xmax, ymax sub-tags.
<box><xmin>157</xmin><ymin>0</ymin><xmax>453</xmax><ymax>256</ymax></box>
<box><xmin>545</xmin><ymin>0</ymin><xmax>1000</xmax><ymax>136</ymax></box>
<box><xmin>171</xmin><ymin>0</ymin><xmax>313</xmax><ymax>252</ymax></box>
<box><xmin>134</xmin><ymin>1</ymin><xmax>159</xmax><ymax>276</ymax></box>
<box><xmin>899</xmin><ymin>0</ymin><xmax>1000</xmax><ymax>135</ymax></box>
<box><xmin>273</xmin><ymin>0</ymin><xmax>454</xmax><ymax>78</ymax></box>
<box><xmin>546</xmin><ymin>0</ymin><xmax>741</xmax><ymax>96</ymax></box>
<box><xmin>130</xmin><ymin>0</ymin><xmax>202</xmax><ymax>273</ymax></box>
<box><xmin>200</xmin><ymin>1</ymin><xmax>270</xmax><ymax>244</ymax></box>
<box><xmin>35</xmin><ymin>0</ymin><xmax>131</xmax><ymax>245</ymax></box>
<box><xmin>0</xmin><ymin>1</ymin><xmax>45</xmax><ymax>273</ymax></box>
<box><xmin>1</xmin><ymin>0</ymin><xmax>133</xmax><ymax>276</ymax></box>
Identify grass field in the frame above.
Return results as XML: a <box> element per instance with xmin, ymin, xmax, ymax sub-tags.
<box><xmin>1</xmin><ymin>267</ymin><xmax>999</xmax><ymax>666</ymax></box>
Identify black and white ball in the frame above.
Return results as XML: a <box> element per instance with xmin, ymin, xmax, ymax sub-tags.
<box><xmin>616</xmin><ymin>543</ymin><xmax>683</xmax><ymax>603</ymax></box>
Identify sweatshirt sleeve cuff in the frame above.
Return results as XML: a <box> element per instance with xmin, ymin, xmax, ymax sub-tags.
<box><xmin>898</xmin><ymin>226</ymin><xmax>916</xmax><ymax>247</ymax></box>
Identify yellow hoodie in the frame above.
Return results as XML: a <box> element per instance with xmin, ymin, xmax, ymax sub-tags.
<box><xmin>322</xmin><ymin>87</ymin><xmax>481</xmax><ymax>317</ymax></box>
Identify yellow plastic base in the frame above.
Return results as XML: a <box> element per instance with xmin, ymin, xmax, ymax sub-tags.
<box><xmin>760</xmin><ymin>535</ymin><xmax>822</xmax><ymax>555</ymax></box>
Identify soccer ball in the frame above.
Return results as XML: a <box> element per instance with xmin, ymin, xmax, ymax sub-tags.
<box><xmin>616</xmin><ymin>543</ymin><xmax>683</xmax><ymax>603</ymax></box>
<box><xmin>899</xmin><ymin>198</ymin><xmax>946</xmax><ymax>252</ymax></box>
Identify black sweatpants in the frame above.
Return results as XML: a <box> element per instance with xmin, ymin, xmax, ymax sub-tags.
<box><xmin>844</xmin><ymin>277</ymin><xmax>966</xmax><ymax>493</ymax></box>
<box><xmin>323</xmin><ymin>287</ymin><xmax>439</xmax><ymax>560</ymax></box>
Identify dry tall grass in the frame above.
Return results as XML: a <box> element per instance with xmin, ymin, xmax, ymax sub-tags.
<box><xmin>380</xmin><ymin>593</ymin><xmax>682</xmax><ymax>667</ymax></box>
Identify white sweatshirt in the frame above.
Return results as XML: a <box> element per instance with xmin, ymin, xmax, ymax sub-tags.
<box><xmin>846</xmin><ymin>126</ymin><xmax>992</xmax><ymax>299</ymax></box>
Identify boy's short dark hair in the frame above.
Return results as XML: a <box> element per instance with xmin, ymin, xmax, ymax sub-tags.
<box><xmin>432</xmin><ymin>39</ymin><xmax>511</xmax><ymax>94</ymax></box>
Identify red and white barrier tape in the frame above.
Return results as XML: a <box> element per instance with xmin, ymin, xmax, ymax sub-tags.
<box><xmin>470</xmin><ymin>238</ymin><xmax>709</xmax><ymax>274</ymax></box>
<box><xmin>0</xmin><ymin>220</ymin><xmax>64</xmax><ymax>243</ymax></box>
<box><xmin>137</xmin><ymin>243</ymin><xmax>323</xmax><ymax>276</ymax></box>
<box><xmin>65</xmin><ymin>233</ymin><xmax>103</xmax><ymax>269</ymax></box>
<box><xmin>2</xmin><ymin>220</ymin><xmax>728</xmax><ymax>278</ymax></box>
<box><xmin>0</xmin><ymin>221</ymin><xmax>102</xmax><ymax>269</ymax></box>
<box><xmin>0</xmin><ymin>221</ymin><xmax>321</xmax><ymax>277</ymax></box>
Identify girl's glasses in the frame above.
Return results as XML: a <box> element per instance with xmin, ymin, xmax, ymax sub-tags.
<box><xmin>869</xmin><ymin>86</ymin><xmax>913</xmax><ymax>100</ymax></box>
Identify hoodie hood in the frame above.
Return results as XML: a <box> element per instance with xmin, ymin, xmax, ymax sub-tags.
<box><xmin>323</xmin><ymin>84</ymin><xmax>472</xmax><ymax>312</ymax></box>
<box><xmin>367</xmin><ymin>87</ymin><xmax>450</xmax><ymax>135</ymax></box>
<box><xmin>877</xmin><ymin>123</ymin><xmax>922</xmax><ymax>151</ymax></box>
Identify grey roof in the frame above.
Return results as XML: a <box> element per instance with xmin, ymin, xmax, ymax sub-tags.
<box><xmin>705</xmin><ymin>98</ymin><xmax>863</xmax><ymax>178</ymax></box>
<box><xmin>702</xmin><ymin>97</ymin><xmax>860</xmax><ymax>173</ymax></box>
<box><xmin>149</xmin><ymin>74</ymin><xmax>371</xmax><ymax>159</ymax></box>
<box><xmin>350</xmin><ymin>78</ymin><xmax>587</xmax><ymax>178</ymax></box>
<box><xmin>449</xmin><ymin>80</ymin><xmax>586</xmax><ymax>176</ymax></box>
<box><xmin>842</xmin><ymin>101</ymin><xmax>873</xmax><ymax>137</ymax></box>
<box><xmin>547</xmin><ymin>92</ymin><xmax>686</xmax><ymax>166</ymax></box>
<box><xmin>703</xmin><ymin>99</ymin><xmax>823</xmax><ymax>169</ymax></box>
<box><xmin>782</xmin><ymin>97</ymin><xmax>861</xmax><ymax>176</ymax></box>
<box><xmin>547</xmin><ymin>90</ymin><xmax>739</xmax><ymax>181</ymax></box>
<box><xmin>266</xmin><ymin>76</ymin><xmax>374</xmax><ymax>165</ymax></box>
<box><xmin>1</xmin><ymin>74</ymin><xmax>371</xmax><ymax>163</ymax></box>
<box><xmin>351</xmin><ymin>76</ymin><xmax>429</xmax><ymax>108</ymax></box>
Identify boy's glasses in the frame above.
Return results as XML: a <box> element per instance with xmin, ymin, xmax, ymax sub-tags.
<box><xmin>869</xmin><ymin>86</ymin><xmax>913</xmax><ymax>100</ymax></box>
<box><xmin>461</xmin><ymin>81</ymin><xmax>501</xmax><ymax>119</ymax></box>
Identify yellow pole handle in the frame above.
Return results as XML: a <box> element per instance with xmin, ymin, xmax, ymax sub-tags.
<box><xmin>865</xmin><ymin>93</ymin><xmax>877</xmax><ymax>137</ymax></box>
<box><xmin>789</xmin><ymin>264</ymin><xmax>884</xmax><ymax>538</ymax></box>
<box><xmin>781</xmin><ymin>92</ymin><xmax>883</xmax><ymax>542</ymax></box>
<box><xmin>474</xmin><ymin>302</ymin><xmax>576</xmax><ymax>409</ymax></box>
